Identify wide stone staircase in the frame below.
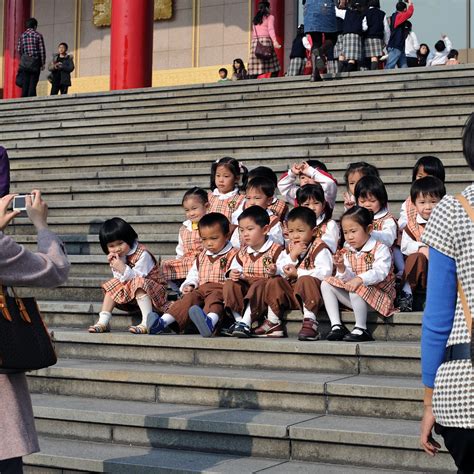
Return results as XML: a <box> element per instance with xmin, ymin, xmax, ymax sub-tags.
<box><xmin>3</xmin><ymin>65</ymin><xmax>474</xmax><ymax>472</ymax></box>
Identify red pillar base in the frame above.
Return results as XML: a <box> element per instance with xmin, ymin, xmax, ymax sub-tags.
<box><xmin>3</xmin><ymin>0</ymin><xmax>31</xmax><ymax>99</ymax></box>
<box><xmin>110</xmin><ymin>0</ymin><xmax>154</xmax><ymax>91</ymax></box>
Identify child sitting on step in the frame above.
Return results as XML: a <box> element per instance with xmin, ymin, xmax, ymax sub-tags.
<box><xmin>223</xmin><ymin>206</ymin><xmax>286</xmax><ymax>338</ymax></box>
<box><xmin>231</xmin><ymin>177</ymin><xmax>285</xmax><ymax>248</ymax></box>
<box><xmin>296</xmin><ymin>183</ymin><xmax>340</xmax><ymax>253</ymax></box>
<box><xmin>161</xmin><ymin>187</ymin><xmax>209</xmax><ymax>292</ymax></box>
<box><xmin>278</xmin><ymin>159</ymin><xmax>337</xmax><ymax>209</ymax></box>
<box><xmin>399</xmin><ymin>177</ymin><xmax>446</xmax><ymax>312</ymax></box>
<box><xmin>89</xmin><ymin>218</ymin><xmax>169</xmax><ymax>335</ymax></box>
<box><xmin>208</xmin><ymin>157</ymin><xmax>247</xmax><ymax>222</ymax></box>
<box><xmin>150</xmin><ymin>213</ymin><xmax>238</xmax><ymax>337</ymax></box>
<box><xmin>257</xmin><ymin>207</ymin><xmax>334</xmax><ymax>341</ymax></box>
<box><xmin>247</xmin><ymin>166</ymin><xmax>288</xmax><ymax>222</ymax></box>
<box><xmin>321</xmin><ymin>206</ymin><xmax>396</xmax><ymax>342</ymax></box>
<box><xmin>343</xmin><ymin>161</ymin><xmax>380</xmax><ymax>210</ymax></box>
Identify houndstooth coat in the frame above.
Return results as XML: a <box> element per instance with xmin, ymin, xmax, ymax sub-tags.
<box><xmin>422</xmin><ymin>184</ymin><xmax>474</xmax><ymax>428</ymax></box>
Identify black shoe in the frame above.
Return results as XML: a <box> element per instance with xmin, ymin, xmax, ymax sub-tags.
<box><xmin>326</xmin><ymin>324</ymin><xmax>350</xmax><ymax>341</ymax></box>
<box><xmin>232</xmin><ymin>322</ymin><xmax>252</xmax><ymax>338</ymax></box>
<box><xmin>396</xmin><ymin>291</ymin><xmax>413</xmax><ymax>312</ymax></box>
<box><xmin>220</xmin><ymin>322</ymin><xmax>238</xmax><ymax>337</ymax></box>
<box><xmin>343</xmin><ymin>327</ymin><xmax>374</xmax><ymax>342</ymax></box>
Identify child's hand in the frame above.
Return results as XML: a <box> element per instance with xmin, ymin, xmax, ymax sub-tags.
<box><xmin>229</xmin><ymin>269</ymin><xmax>242</xmax><ymax>282</ymax></box>
<box><xmin>181</xmin><ymin>285</ymin><xmax>195</xmax><ymax>294</ymax></box>
<box><xmin>420</xmin><ymin>246</ymin><xmax>429</xmax><ymax>259</ymax></box>
<box><xmin>107</xmin><ymin>252</ymin><xmax>118</xmax><ymax>263</ymax></box>
<box><xmin>343</xmin><ymin>192</ymin><xmax>355</xmax><ymax>209</ymax></box>
<box><xmin>333</xmin><ymin>250</ymin><xmax>346</xmax><ymax>273</ymax></box>
<box><xmin>283</xmin><ymin>264</ymin><xmax>298</xmax><ymax>280</ymax></box>
<box><xmin>265</xmin><ymin>263</ymin><xmax>277</xmax><ymax>276</ymax></box>
<box><xmin>345</xmin><ymin>277</ymin><xmax>363</xmax><ymax>292</ymax></box>
<box><xmin>300</xmin><ymin>162</ymin><xmax>314</xmax><ymax>177</ymax></box>
<box><xmin>110</xmin><ymin>257</ymin><xmax>126</xmax><ymax>273</ymax></box>
<box><xmin>291</xmin><ymin>163</ymin><xmax>302</xmax><ymax>175</ymax></box>
<box><xmin>290</xmin><ymin>242</ymin><xmax>307</xmax><ymax>261</ymax></box>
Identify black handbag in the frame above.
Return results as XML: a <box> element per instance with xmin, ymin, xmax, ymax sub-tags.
<box><xmin>0</xmin><ymin>287</ymin><xmax>57</xmax><ymax>374</ymax></box>
<box><xmin>253</xmin><ymin>26</ymin><xmax>274</xmax><ymax>60</ymax></box>
<box><xmin>19</xmin><ymin>54</ymin><xmax>41</xmax><ymax>73</ymax></box>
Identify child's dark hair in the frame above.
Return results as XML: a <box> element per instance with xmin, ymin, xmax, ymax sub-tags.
<box><xmin>341</xmin><ymin>206</ymin><xmax>373</xmax><ymax>229</ymax></box>
<box><xmin>99</xmin><ymin>218</ymin><xmax>138</xmax><ymax>254</ymax></box>
<box><xmin>367</xmin><ymin>0</ymin><xmax>380</xmax><ymax>8</ymax></box>
<box><xmin>219</xmin><ymin>68</ymin><xmax>228</xmax><ymax>76</ymax></box>
<box><xmin>233</xmin><ymin>58</ymin><xmax>245</xmax><ymax>73</ymax></box>
<box><xmin>418</xmin><ymin>43</ymin><xmax>430</xmax><ymax>56</ymax></box>
<box><xmin>238</xmin><ymin>205</ymin><xmax>270</xmax><ymax>227</ymax></box>
<box><xmin>396</xmin><ymin>1</ymin><xmax>407</xmax><ymax>12</ymax></box>
<box><xmin>410</xmin><ymin>176</ymin><xmax>446</xmax><ymax>204</ymax></box>
<box><xmin>246</xmin><ymin>177</ymin><xmax>275</xmax><ymax>198</ymax></box>
<box><xmin>435</xmin><ymin>40</ymin><xmax>447</xmax><ymax>53</ymax></box>
<box><xmin>296</xmin><ymin>183</ymin><xmax>333</xmax><ymax>220</ymax></box>
<box><xmin>59</xmin><ymin>42</ymin><xmax>68</xmax><ymax>50</ymax></box>
<box><xmin>354</xmin><ymin>176</ymin><xmax>388</xmax><ymax>209</ymax></box>
<box><xmin>198</xmin><ymin>212</ymin><xmax>230</xmax><ymax>236</ymax></box>
<box><xmin>462</xmin><ymin>113</ymin><xmax>474</xmax><ymax>170</ymax></box>
<box><xmin>307</xmin><ymin>159</ymin><xmax>328</xmax><ymax>173</ymax></box>
<box><xmin>247</xmin><ymin>166</ymin><xmax>278</xmax><ymax>188</ymax></box>
<box><xmin>210</xmin><ymin>157</ymin><xmax>248</xmax><ymax>191</ymax></box>
<box><xmin>448</xmin><ymin>49</ymin><xmax>459</xmax><ymax>59</ymax></box>
<box><xmin>182</xmin><ymin>187</ymin><xmax>208</xmax><ymax>205</ymax></box>
<box><xmin>287</xmin><ymin>206</ymin><xmax>317</xmax><ymax>229</ymax></box>
<box><xmin>412</xmin><ymin>156</ymin><xmax>445</xmax><ymax>182</ymax></box>
<box><xmin>344</xmin><ymin>162</ymin><xmax>380</xmax><ymax>185</ymax></box>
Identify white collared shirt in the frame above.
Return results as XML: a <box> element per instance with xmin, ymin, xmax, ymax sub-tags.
<box><xmin>180</xmin><ymin>241</ymin><xmax>235</xmax><ymax>291</ymax></box>
<box><xmin>371</xmin><ymin>208</ymin><xmax>397</xmax><ymax>248</ymax></box>
<box><xmin>112</xmin><ymin>241</ymin><xmax>155</xmax><ymax>283</ymax></box>
<box><xmin>336</xmin><ymin>236</ymin><xmax>393</xmax><ymax>286</ymax></box>
<box><xmin>280</xmin><ymin>244</ymin><xmax>333</xmax><ymax>282</ymax></box>
<box><xmin>212</xmin><ymin>187</ymin><xmax>239</xmax><ymax>200</ymax></box>
<box><xmin>401</xmin><ymin>214</ymin><xmax>427</xmax><ymax>256</ymax></box>
<box><xmin>317</xmin><ymin>216</ymin><xmax>340</xmax><ymax>254</ymax></box>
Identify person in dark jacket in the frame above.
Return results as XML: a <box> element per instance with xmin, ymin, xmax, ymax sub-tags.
<box><xmin>287</xmin><ymin>25</ymin><xmax>308</xmax><ymax>76</ymax></box>
<box><xmin>0</xmin><ymin>147</ymin><xmax>10</xmax><ymax>198</ymax></box>
<box><xmin>386</xmin><ymin>0</ymin><xmax>414</xmax><ymax>69</ymax></box>
<box><xmin>48</xmin><ymin>42</ymin><xmax>75</xmax><ymax>95</ymax></box>
<box><xmin>363</xmin><ymin>0</ymin><xmax>390</xmax><ymax>70</ymax></box>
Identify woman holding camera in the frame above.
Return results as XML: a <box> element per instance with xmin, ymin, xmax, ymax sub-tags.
<box><xmin>0</xmin><ymin>191</ymin><xmax>70</xmax><ymax>473</ymax></box>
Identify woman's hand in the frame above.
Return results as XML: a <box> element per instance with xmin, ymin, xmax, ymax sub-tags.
<box><xmin>26</xmin><ymin>190</ymin><xmax>48</xmax><ymax>231</ymax></box>
<box><xmin>273</xmin><ymin>42</ymin><xmax>282</xmax><ymax>49</ymax></box>
<box><xmin>0</xmin><ymin>194</ymin><xmax>20</xmax><ymax>232</ymax></box>
<box><xmin>345</xmin><ymin>277</ymin><xmax>363</xmax><ymax>292</ymax></box>
<box><xmin>420</xmin><ymin>405</ymin><xmax>441</xmax><ymax>456</ymax></box>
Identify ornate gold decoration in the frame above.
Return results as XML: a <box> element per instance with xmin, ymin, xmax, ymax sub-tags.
<box><xmin>93</xmin><ymin>0</ymin><xmax>172</xmax><ymax>27</ymax></box>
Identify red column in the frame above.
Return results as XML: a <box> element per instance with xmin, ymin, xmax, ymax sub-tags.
<box><xmin>110</xmin><ymin>0</ymin><xmax>154</xmax><ymax>91</ymax></box>
<box><xmin>3</xmin><ymin>0</ymin><xmax>31</xmax><ymax>99</ymax></box>
<box><xmin>254</xmin><ymin>0</ymin><xmax>284</xmax><ymax>76</ymax></box>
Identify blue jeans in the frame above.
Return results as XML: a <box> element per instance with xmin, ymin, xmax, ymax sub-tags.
<box><xmin>386</xmin><ymin>47</ymin><xmax>408</xmax><ymax>69</ymax></box>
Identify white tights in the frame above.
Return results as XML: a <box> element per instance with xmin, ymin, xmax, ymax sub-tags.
<box><xmin>321</xmin><ymin>281</ymin><xmax>369</xmax><ymax>330</ymax></box>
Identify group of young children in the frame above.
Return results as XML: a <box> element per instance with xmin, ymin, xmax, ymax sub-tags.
<box><xmin>88</xmin><ymin>155</ymin><xmax>447</xmax><ymax>343</ymax></box>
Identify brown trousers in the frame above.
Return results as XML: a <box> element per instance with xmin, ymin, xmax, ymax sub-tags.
<box><xmin>402</xmin><ymin>252</ymin><xmax>428</xmax><ymax>291</ymax></box>
<box><xmin>168</xmin><ymin>282</ymin><xmax>224</xmax><ymax>331</ymax></box>
<box><xmin>264</xmin><ymin>275</ymin><xmax>323</xmax><ymax>316</ymax></box>
<box><xmin>223</xmin><ymin>278</ymin><xmax>269</xmax><ymax>323</ymax></box>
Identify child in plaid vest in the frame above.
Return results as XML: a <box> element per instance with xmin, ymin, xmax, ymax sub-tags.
<box><xmin>223</xmin><ymin>206</ymin><xmax>287</xmax><ymax>338</ymax></box>
<box><xmin>89</xmin><ymin>218</ymin><xmax>168</xmax><ymax>335</ymax></box>
<box><xmin>322</xmin><ymin>207</ymin><xmax>396</xmax><ymax>342</ymax></box>
<box><xmin>208</xmin><ymin>157</ymin><xmax>247</xmax><ymax>222</ymax></box>
<box><xmin>231</xmin><ymin>177</ymin><xmax>285</xmax><ymax>248</ymax></box>
<box><xmin>256</xmin><ymin>207</ymin><xmax>334</xmax><ymax>340</ymax></box>
<box><xmin>161</xmin><ymin>187</ymin><xmax>209</xmax><ymax>291</ymax></box>
<box><xmin>296</xmin><ymin>183</ymin><xmax>340</xmax><ymax>253</ymax></box>
<box><xmin>278</xmin><ymin>159</ymin><xmax>337</xmax><ymax>210</ymax></box>
<box><xmin>343</xmin><ymin>161</ymin><xmax>380</xmax><ymax>211</ymax></box>
<box><xmin>399</xmin><ymin>177</ymin><xmax>446</xmax><ymax>311</ymax></box>
<box><xmin>150</xmin><ymin>213</ymin><xmax>238</xmax><ymax>337</ymax></box>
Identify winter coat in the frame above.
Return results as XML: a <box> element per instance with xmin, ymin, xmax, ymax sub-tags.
<box><xmin>48</xmin><ymin>54</ymin><xmax>75</xmax><ymax>87</ymax></box>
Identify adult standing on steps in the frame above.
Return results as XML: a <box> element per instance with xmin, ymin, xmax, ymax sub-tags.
<box><xmin>420</xmin><ymin>114</ymin><xmax>474</xmax><ymax>473</ymax></box>
<box><xmin>0</xmin><ymin>191</ymin><xmax>70</xmax><ymax>473</ymax></box>
<box><xmin>303</xmin><ymin>0</ymin><xmax>340</xmax><ymax>82</ymax></box>
<box><xmin>248</xmin><ymin>1</ymin><xmax>282</xmax><ymax>79</ymax></box>
<box><xmin>17</xmin><ymin>18</ymin><xmax>46</xmax><ymax>98</ymax></box>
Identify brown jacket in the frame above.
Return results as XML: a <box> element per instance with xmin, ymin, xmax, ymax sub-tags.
<box><xmin>0</xmin><ymin>228</ymin><xmax>70</xmax><ymax>460</ymax></box>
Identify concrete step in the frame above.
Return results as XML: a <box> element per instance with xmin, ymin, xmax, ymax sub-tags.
<box><xmin>25</xmin><ymin>436</ymin><xmax>423</xmax><ymax>473</ymax></box>
<box><xmin>39</xmin><ymin>300</ymin><xmax>422</xmax><ymax>342</ymax></box>
<box><xmin>29</xmin><ymin>394</ymin><xmax>454</xmax><ymax>471</ymax></box>
<box><xmin>28</xmin><ymin>357</ymin><xmax>423</xmax><ymax>418</ymax></box>
<box><xmin>40</xmin><ymin>331</ymin><xmax>421</xmax><ymax>377</ymax></box>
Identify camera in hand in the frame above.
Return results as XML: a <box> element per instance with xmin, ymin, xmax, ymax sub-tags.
<box><xmin>13</xmin><ymin>194</ymin><xmax>34</xmax><ymax>211</ymax></box>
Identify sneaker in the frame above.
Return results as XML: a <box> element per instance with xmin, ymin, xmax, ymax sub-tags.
<box><xmin>220</xmin><ymin>322</ymin><xmax>238</xmax><ymax>337</ymax></box>
<box><xmin>149</xmin><ymin>317</ymin><xmax>167</xmax><ymax>335</ymax></box>
<box><xmin>343</xmin><ymin>327</ymin><xmax>374</xmax><ymax>342</ymax></box>
<box><xmin>188</xmin><ymin>305</ymin><xmax>215</xmax><ymax>338</ymax></box>
<box><xmin>232</xmin><ymin>322</ymin><xmax>252</xmax><ymax>338</ymax></box>
<box><xmin>254</xmin><ymin>320</ymin><xmax>285</xmax><ymax>338</ymax></box>
<box><xmin>298</xmin><ymin>318</ymin><xmax>320</xmax><ymax>341</ymax></box>
<box><xmin>326</xmin><ymin>324</ymin><xmax>350</xmax><ymax>341</ymax></box>
<box><xmin>396</xmin><ymin>291</ymin><xmax>413</xmax><ymax>312</ymax></box>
